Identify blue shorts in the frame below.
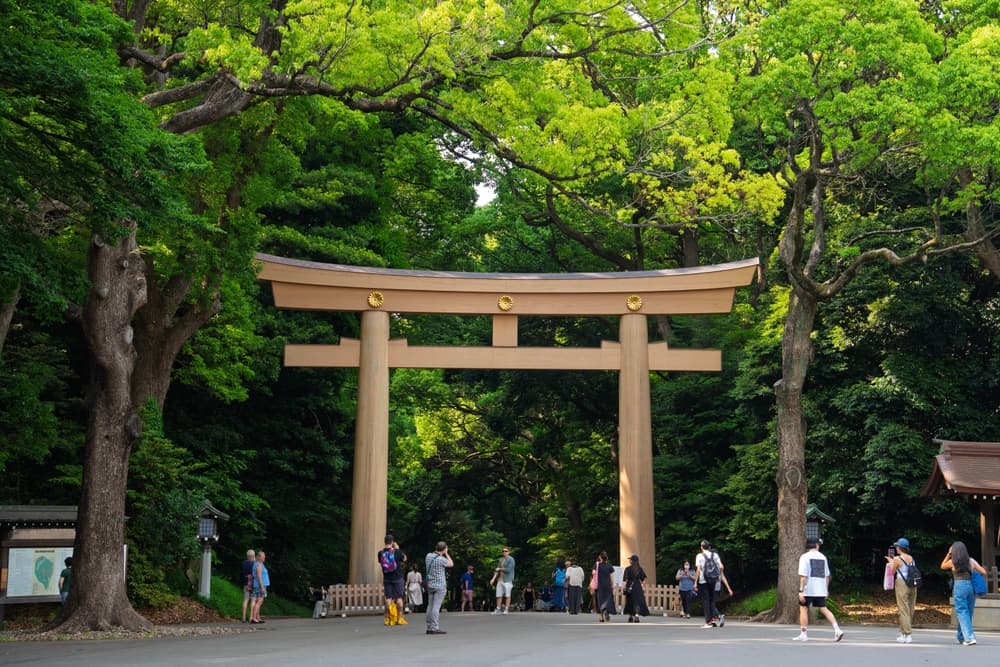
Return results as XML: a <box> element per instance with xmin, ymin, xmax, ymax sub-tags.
<box><xmin>384</xmin><ymin>580</ymin><xmax>404</xmax><ymax>600</ymax></box>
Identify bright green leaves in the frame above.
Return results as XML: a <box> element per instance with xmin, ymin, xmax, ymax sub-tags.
<box><xmin>735</xmin><ymin>0</ymin><xmax>941</xmax><ymax>172</ymax></box>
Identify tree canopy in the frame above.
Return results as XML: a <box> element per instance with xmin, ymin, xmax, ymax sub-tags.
<box><xmin>1</xmin><ymin>0</ymin><xmax>998</xmax><ymax>630</ymax></box>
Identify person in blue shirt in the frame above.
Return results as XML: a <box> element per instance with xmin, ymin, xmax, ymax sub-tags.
<box><xmin>460</xmin><ymin>565</ymin><xmax>475</xmax><ymax>611</ymax></box>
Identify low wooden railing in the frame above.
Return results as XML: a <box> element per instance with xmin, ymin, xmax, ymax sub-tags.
<box><xmin>613</xmin><ymin>584</ymin><xmax>681</xmax><ymax>614</ymax></box>
<box><xmin>321</xmin><ymin>582</ymin><xmax>683</xmax><ymax>617</ymax></box>
<box><xmin>324</xmin><ymin>583</ymin><xmax>385</xmax><ymax>616</ymax></box>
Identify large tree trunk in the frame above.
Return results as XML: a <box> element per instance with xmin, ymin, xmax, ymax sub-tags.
<box><xmin>131</xmin><ymin>261</ymin><xmax>219</xmax><ymax>409</ymax></box>
<box><xmin>768</xmin><ymin>287</ymin><xmax>817</xmax><ymax>624</ymax></box>
<box><xmin>48</xmin><ymin>223</ymin><xmax>152</xmax><ymax>632</ymax></box>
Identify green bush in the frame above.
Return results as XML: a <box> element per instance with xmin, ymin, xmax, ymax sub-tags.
<box><xmin>127</xmin><ymin>549</ymin><xmax>179</xmax><ymax>609</ymax></box>
<box><xmin>198</xmin><ymin>576</ymin><xmax>311</xmax><ymax>619</ymax></box>
<box><xmin>725</xmin><ymin>587</ymin><xmax>776</xmax><ymax>617</ymax></box>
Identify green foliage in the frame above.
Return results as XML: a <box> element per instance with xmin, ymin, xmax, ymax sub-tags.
<box><xmin>3</xmin><ymin>0</ymin><xmax>999</xmax><ymax>621</ymax></box>
<box><xmin>726</xmin><ymin>587</ymin><xmax>776</xmax><ymax>617</ymax></box>
<box><xmin>198</xmin><ymin>576</ymin><xmax>310</xmax><ymax>619</ymax></box>
<box><xmin>126</xmin><ymin>548</ymin><xmax>180</xmax><ymax>610</ymax></box>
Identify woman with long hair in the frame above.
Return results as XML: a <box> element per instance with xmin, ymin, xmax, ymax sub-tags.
<box><xmin>941</xmin><ymin>541</ymin><xmax>987</xmax><ymax>645</ymax></box>
<box><xmin>622</xmin><ymin>554</ymin><xmax>650</xmax><ymax>623</ymax></box>
<box><xmin>595</xmin><ymin>551</ymin><xmax>617</xmax><ymax>622</ymax></box>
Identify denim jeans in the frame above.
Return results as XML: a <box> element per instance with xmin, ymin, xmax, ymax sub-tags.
<box><xmin>426</xmin><ymin>587</ymin><xmax>446</xmax><ymax>631</ymax></box>
<box><xmin>953</xmin><ymin>578</ymin><xmax>976</xmax><ymax>643</ymax></box>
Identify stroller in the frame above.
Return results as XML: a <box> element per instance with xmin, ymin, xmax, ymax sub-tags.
<box><xmin>310</xmin><ymin>586</ymin><xmax>329</xmax><ymax>618</ymax></box>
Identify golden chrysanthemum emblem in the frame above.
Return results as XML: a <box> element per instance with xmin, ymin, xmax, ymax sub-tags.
<box><xmin>497</xmin><ymin>295</ymin><xmax>514</xmax><ymax>312</ymax></box>
<box><xmin>367</xmin><ymin>291</ymin><xmax>384</xmax><ymax>309</ymax></box>
<box><xmin>626</xmin><ymin>295</ymin><xmax>643</xmax><ymax>312</ymax></box>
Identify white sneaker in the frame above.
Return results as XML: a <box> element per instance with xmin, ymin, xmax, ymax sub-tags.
<box><xmin>793</xmin><ymin>632</ymin><xmax>808</xmax><ymax>642</ymax></box>
<box><xmin>963</xmin><ymin>639</ymin><xmax>977</xmax><ymax>645</ymax></box>
<box><xmin>903</xmin><ymin>635</ymin><xmax>912</xmax><ymax>644</ymax></box>
<box><xmin>492</xmin><ymin>609</ymin><xmax>500</xmax><ymax>615</ymax></box>
<box><xmin>895</xmin><ymin>634</ymin><xmax>906</xmax><ymax>643</ymax></box>
<box><xmin>502</xmin><ymin>608</ymin><xmax>508</xmax><ymax>615</ymax></box>
<box><xmin>834</xmin><ymin>629</ymin><xmax>844</xmax><ymax>642</ymax></box>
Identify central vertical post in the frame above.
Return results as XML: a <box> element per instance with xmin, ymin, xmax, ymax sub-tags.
<box><xmin>619</xmin><ymin>313</ymin><xmax>656</xmax><ymax>585</ymax></box>
<box><xmin>349</xmin><ymin>310</ymin><xmax>390</xmax><ymax>584</ymax></box>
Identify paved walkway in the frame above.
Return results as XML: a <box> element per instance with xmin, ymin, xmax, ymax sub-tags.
<box><xmin>1</xmin><ymin>611</ymin><xmax>995</xmax><ymax>667</ymax></box>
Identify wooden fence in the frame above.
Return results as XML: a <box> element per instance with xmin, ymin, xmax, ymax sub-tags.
<box><xmin>322</xmin><ymin>582</ymin><xmax>682</xmax><ymax>617</ymax></box>
<box><xmin>325</xmin><ymin>583</ymin><xmax>385</xmax><ymax>616</ymax></box>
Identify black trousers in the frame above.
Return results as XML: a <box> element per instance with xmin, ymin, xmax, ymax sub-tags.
<box><xmin>567</xmin><ymin>585</ymin><xmax>582</xmax><ymax>614</ymax></box>
<box><xmin>699</xmin><ymin>583</ymin><xmax>717</xmax><ymax>623</ymax></box>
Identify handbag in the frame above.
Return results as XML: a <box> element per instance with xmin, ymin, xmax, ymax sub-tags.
<box><xmin>883</xmin><ymin>562</ymin><xmax>895</xmax><ymax>591</ymax></box>
<box><xmin>972</xmin><ymin>569</ymin><xmax>987</xmax><ymax>596</ymax></box>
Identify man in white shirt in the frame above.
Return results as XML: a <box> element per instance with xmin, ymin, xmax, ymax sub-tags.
<box><xmin>694</xmin><ymin>540</ymin><xmax>725</xmax><ymax>628</ymax></box>
<box><xmin>564</xmin><ymin>559</ymin><xmax>586</xmax><ymax>614</ymax></box>
<box><xmin>795</xmin><ymin>537</ymin><xmax>844</xmax><ymax>642</ymax></box>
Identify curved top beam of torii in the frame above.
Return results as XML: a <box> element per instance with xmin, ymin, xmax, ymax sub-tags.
<box><xmin>256</xmin><ymin>253</ymin><xmax>760</xmax><ymax>316</ymax></box>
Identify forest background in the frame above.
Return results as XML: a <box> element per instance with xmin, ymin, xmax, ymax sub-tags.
<box><xmin>1</xmin><ymin>0</ymin><xmax>998</xmax><ymax>630</ymax></box>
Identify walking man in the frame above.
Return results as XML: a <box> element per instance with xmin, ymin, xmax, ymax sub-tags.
<box><xmin>490</xmin><ymin>546</ymin><xmax>516</xmax><ymax>614</ymax></box>
<box><xmin>378</xmin><ymin>535</ymin><xmax>407</xmax><ymax>626</ymax></box>
<box><xmin>425</xmin><ymin>541</ymin><xmax>453</xmax><ymax>634</ymax></box>
<box><xmin>565</xmin><ymin>558</ymin><xmax>585</xmax><ymax>614</ymax></box>
<box><xmin>795</xmin><ymin>537</ymin><xmax>844</xmax><ymax>642</ymax></box>
<box><xmin>694</xmin><ymin>540</ymin><xmax>725</xmax><ymax>628</ymax></box>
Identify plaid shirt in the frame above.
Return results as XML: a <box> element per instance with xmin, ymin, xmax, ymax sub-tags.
<box><xmin>426</xmin><ymin>552</ymin><xmax>448</xmax><ymax>591</ymax></box>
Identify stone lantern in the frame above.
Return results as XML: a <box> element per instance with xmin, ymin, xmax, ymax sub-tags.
<box><xmin>195</xmin><ymin>500</ymin><xmax>229</xmax><ymax>598</ymax></box>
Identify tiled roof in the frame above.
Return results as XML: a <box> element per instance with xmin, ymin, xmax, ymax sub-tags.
<box><xmin>920</xmin><ymin>440</ymin><xmax>1000</xmax><ymax>498</ymax></box>
<box><xmin>0</xmin><ymin>505</ymin><xmax>78</xmax><ymax>527</ymax></box>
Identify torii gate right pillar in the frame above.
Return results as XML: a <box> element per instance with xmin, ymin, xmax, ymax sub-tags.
<box><xmin>619</xmin><ymin>313</ymin><xmax>656</xmax><ymax>586</ymax></box>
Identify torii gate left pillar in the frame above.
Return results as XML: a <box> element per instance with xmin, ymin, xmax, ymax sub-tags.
<box><xmin>256</xmin><ymin>253</ymin><xmax>759</xmax><ymax>587</ymax></box>
<box><xmin>349</xmin><ymin>311</ymin><xmax>390</xmax><ymax>584</ymax></box>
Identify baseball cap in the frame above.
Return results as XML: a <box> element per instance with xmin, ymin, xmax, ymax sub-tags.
<box><xmin>893</xmin><ymin>537</ymin><xmax>910</xmax><ymax>550</ymax></box>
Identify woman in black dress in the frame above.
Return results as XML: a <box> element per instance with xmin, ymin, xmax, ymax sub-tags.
<box><xmin>595</xmin><ymin>551</ymin><xmax>617</xmax><ymax>622</ymax></box>
<box><xmin>622</xmin><ymin>554</ymin><xmax>650</xmax><ymax>622</ymax></box>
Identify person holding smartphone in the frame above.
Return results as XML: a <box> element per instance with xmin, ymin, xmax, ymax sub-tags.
<box><xmin>885</xmin><ymin>537</ymin><xmax>917</xmax><ymax>643</ymax></box>
<box><xmin>425</xmin><ymin>541</ymin><xmax>453</xmax><ymax>635</ymax></box>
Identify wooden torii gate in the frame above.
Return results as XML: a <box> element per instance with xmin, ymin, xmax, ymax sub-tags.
<box><xmin>257</xmin><ymin>253</ymin><xmax>759</xmax><ymax>586</ymax></box>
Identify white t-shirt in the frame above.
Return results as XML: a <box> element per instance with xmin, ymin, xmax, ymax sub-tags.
<box><xmin>565</xmin><ymin>565</ymin><xmax>586</xmax><ymax>587</ymax></box>
<box><xmin>695</xmin><ymin>549</ymin><xmax>721</xmax><ymax>585</ymax></box>
<box><xmin>798</xmin><ymin>550</ymin><xmax>830</xmax><ymax>597</ymax></box>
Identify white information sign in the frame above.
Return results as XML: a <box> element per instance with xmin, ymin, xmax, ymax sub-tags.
<box><xmin>6</xmin><ymin>547</ymin><xmax>74</xmax><ymax>597</ymax></box>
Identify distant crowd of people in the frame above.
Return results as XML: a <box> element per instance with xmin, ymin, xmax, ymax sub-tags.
<box><xmin>279</xmin><ymin>531</ymin><xmax>990</xmax><ymax>647</ymax></box>
<box><xmin>367</xmin><ymin>535</ymin><xmax>740</xmax><ymax>634</ymax></box>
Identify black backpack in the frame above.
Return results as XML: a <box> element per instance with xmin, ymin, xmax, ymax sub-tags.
<box><xmin>702</xmin><ymin>552</ymin><xmax>720</xmax><ymax>583</ymax></box>
<box><xmin>899</xmin><ymin>556</ymin><xmax>922</xmax><ymax>588</ymax></box>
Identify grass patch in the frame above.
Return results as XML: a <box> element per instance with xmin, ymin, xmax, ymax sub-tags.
<box><xmin>726</xmin><ymin>587</ymin><xmax>776</xmax><ymax>617</ymax></box>
<box><xmin>198</xmin><ymin>576</ymin><xmax>310</xmax><ymax>619</ymax></box>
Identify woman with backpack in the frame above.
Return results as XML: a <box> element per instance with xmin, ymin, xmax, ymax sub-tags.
<box><xmin>885</xmin><ymin>537</ymin><xmax>918</xmax><ymax>643</ymax></box>
<box><xmin>551</xmin><ymin>558</ymin><xmax>567</xmax><ymax>611</ymax></box>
